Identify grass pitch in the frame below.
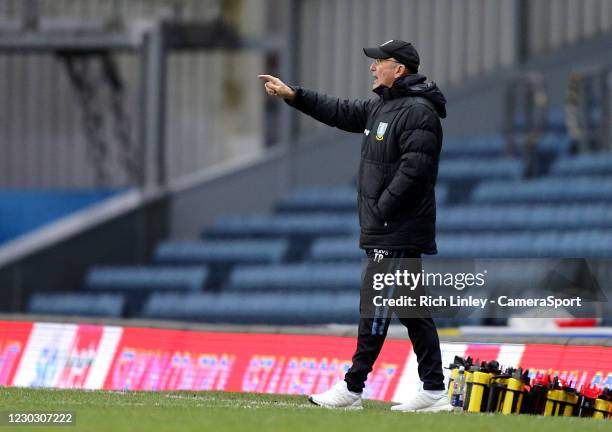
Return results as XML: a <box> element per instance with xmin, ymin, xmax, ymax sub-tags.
<box><xmin>0</xmin><ymin>387</ymin><xmax>610</xmax><ymax>432</ymax></box>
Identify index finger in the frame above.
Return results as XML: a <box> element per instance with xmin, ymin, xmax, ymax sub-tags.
<box><xmin>257</xmin><ymin>74</ymin><xmax>278</xmax><ymax>83</ymax></box>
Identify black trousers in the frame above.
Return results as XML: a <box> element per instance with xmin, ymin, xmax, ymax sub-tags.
<box><xmin>344</xmin><ymin>248</ymin><xmax>446</xmax><ymax>393</ymax></box>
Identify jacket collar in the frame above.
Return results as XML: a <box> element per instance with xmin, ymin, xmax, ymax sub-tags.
<box><xmin>373</xmin><ymin>73</ymin><xmax>427</xmax><ymax>101</ymax></box>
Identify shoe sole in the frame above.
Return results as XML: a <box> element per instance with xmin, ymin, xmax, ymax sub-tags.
<box><xmin>308</xmin><ymin>396</ymin><xmax>363</xmax><ymax>410</ymax></box>
<box><xmin>391</xmin><ymin>402</ymin><xmax>454</xmax><ymax>413</ymax></box>
<box><xmin>417</xmin><ymin>403</ymin><xmax>454</xmax><ymax>413</ymax></box>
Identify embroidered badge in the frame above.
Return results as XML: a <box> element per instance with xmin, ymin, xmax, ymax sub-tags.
<box><xmin>375</xmin><ymin>122</ymin><xmax>388</xmax><ymax>141</ymax></box>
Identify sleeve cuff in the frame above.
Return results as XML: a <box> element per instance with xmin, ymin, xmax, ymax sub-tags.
<box><xmin>283</xmin><ymin>85</ymin><xmax>302</xmax><ymax>107</ymax></box>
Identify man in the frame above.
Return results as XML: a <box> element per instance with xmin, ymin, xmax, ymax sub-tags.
<box><xmin>258</xmin><ymin>40</ymin><xmax>450</xmax><ymax>412</ymax></box>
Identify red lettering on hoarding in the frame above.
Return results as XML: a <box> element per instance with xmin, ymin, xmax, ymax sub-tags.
<box><xmin>364</xmin><ymin>363</ymin><xmax>398</xmax><ymax>400</ymax></box>
<box><xmin>0</xmin><ymin>342</ymin><xmax>22</xmax><ymax>386</ymax></box>
<box><xmin>6</xmin><ymin>320</ymin><xmax>612</xmax><ymax>398</ymax></box>
<box><xmin>0</xmin><ymin>321</ymin><xmax>33</xmax><ymax>386</ymax></box>
<box><xmin>56</xmin><ymin>325</ymin><xmax>103</xmax><ymax>388</ymax></box>
<box><xmin>240</xmin><ymin>355</ymin><xmax>399</xmax><ymax>400</ymax></box>
<box><xmin>103</xmin><ymin>328</ymin><xmax>409</xmax><ymax>400</ymax></box>
<box><xmin>520</xmin><ymin>344</ymin><xmax>612</xmax><ymax>389</ymax></box>
<box><xmin>111</xmin><ymin>348</ymin><xmax>235</xmax><ymax>391</ymax></box>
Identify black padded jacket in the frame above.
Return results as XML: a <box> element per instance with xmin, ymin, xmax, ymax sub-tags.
<box><xmin>286</xmin><ymin>73</ymin><xmax>447</xmax><ymax>253</ymax></box>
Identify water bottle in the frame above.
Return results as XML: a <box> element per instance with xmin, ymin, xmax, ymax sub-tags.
<box><xmin>451</xmin><ymin>366</ymin><xmax>466</xmax><ymax>412</ymax></box>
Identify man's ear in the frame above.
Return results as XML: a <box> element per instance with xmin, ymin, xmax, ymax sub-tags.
<box><xmin>395</xmin><ymin>64</ymin><xmax>406</xmax><ymax>78</ymax></box>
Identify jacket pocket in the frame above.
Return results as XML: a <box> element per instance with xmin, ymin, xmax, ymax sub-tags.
<box><xmin>360</xmin><ymin>159</ymin><xmax>389</xmax><ymax>199</ymax></box>
<box><xmin>359</xmin><ymin>160</ymin><xmax>393</xmax><ymax>233</ymax></box>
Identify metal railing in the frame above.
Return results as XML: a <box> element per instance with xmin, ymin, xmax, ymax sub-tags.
<box><xmin>565</xmin><ymin>66</ymin><xmax>611</xmax><ymax>153</ymax></box>
<box><xmin>503</xmin><ymin>71</ymin><xmax>549</xmax><ymax>177</ymax></box>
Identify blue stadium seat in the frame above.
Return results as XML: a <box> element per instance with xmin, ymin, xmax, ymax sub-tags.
<box><xmin>441</xmin><ymin>135</ymin><xmax>505</xmax><ymax>158</ymax></box>
<box><xmin>442</xmin><ymin>132</ymin><xmax>571</xmax><ymax>161</ymax></box>
<box><xmin>549</xmin><ymin>153</ymin><xmax>612</xmax><ymax>177</ymax></box>
<box><xmin>27</xmin><ymin>293</ymin><xmax>125</xmax><ymax>318</ymax></box>
<box><xmin>276</xmin><ymin>185</ymin><xmax>448</xmax><ymax>213</ymax></box>
<box><xmin>436</xmin><ymin>185</ymin><xmax>448</xmax><ymax>206</ymax></box>
<box><xmin>513</xmin><ymin>108</ymin><xmax>567</xmax><ymax>132</ymax></box>
<box><xmin>309</xmin><ymin>237</ymin><xmax>362</xmax><ymax>262</ymax></box>
<box><xmin>546</xmin><ymin>108</ymin><xmax>567</xmax><ymax>131</ymax></box>
<box><xmin>153</xmin><ymin>239</ymin><xmax>288</xmax><ymax>265</ymax></box>
<box><xmin>277</xmin><ymin>187</ymin><xmax>357</xmax><ymax>213</ymax></box>
<box><xmin>204</xmin><ymin>213</ymin><xmax>359</xmax><ymax>239</ymax></box>
<box><xmin>438</xmin><ymin>158</ymin><xmax>523</xmax><ymax>182</ymax></box>
<box><xmin>309</xmin><ymin>230</ymin><xmax>612</xmax><ymax>259</ymax></box>
<box><xmin>537</xmin><ymin>132</ymin><xmax>573</xmax><ymax>155</ymax></box>
<box><xmin>437</xmin><ymin>204</ymin><xmax>612</xmax><ymax>232</ymax></box>
<box><xmin>436</xmin><ymin>231</ymin><xmax>612</xmax><ymax>257</ymax></box>
<box><xmin>84</xmin><ymin>266</ymin><xmax>208</xmax><ymax>292</ymax></box>
<box><xmin>141</xmin><ymin>292</ymin><xmax>360</xmax><ymax>324</ymax></box>
<box><xmin>225</xmin><ymin>263</ymin><xmax>363</xmax><ymax>292</ymax></box>
<box><xmin>472</xmin><ymin>177</ymin><xmax>612</xmax><ymax>204</ymax></box>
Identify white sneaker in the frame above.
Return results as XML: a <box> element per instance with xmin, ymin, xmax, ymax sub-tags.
<box><xmin>308</xmin><ymin>381</ymin><xmax>363</xmax><ymax>409</ymax></box>
<box><xmin>390</xmin><ymin>390</ymin><xmax>452</xmax><ymax>412</ymax></box>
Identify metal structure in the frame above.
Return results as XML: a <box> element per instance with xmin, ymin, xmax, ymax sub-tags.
<box><xmin>503</xmin><ymin>71</ymin><xmax>549</xmax><ymax>176</ymax></box>
<box><xmin>565</xmin><ymin>66</ymin><xmax>611</xmax><ymax>153</ymax></box>
<box><xmin>0</xmin><ymin>0</ymin><xmax>288</xmax><ymax>188</ymax></box>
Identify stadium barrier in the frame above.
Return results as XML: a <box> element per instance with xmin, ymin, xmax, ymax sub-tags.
<box><xmin>0</xmin><ymin>320</ymin><xmax>610</xmax><ymax>403</ymax></box>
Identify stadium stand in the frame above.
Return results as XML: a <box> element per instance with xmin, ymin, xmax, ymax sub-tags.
<box><xmin>84</xmin><ymin>266</ymin><xmax>209</xmax><ymax>292</ymax></box>
<box><xmin>549</xmin><ymin>153</ymin><xmax>612</xmax><ymax>176</ymax></box>
<box><xmin>83</xmin><ymin>266</ymin><xmax>208</xmax><ymax>316</ymax></box>
<box><xmin>472</xmin><ymin>177</ymin><xmax>612</xmax><ymax>204</ymax></box>
<box><xmin>141</xmin><ymin>292</ymin><xmax>360</xmax><ymax>324</ymax></box>
<box><xmin>24</xmin><ymin>110</ymin><xmax>612</xmax><ymax>325</ymax></box>
<box><xmin>28</xmin><ymin>293</ymin><xmax>125</xmax><ymax>318</ymax></box>
<box><xmin>225</xmin><ymin>263</ymin><xmax>363</xmax><ymax>292</ymax></box>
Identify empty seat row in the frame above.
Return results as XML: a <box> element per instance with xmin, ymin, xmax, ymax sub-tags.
<box><xmin>277</xmin><ymin>185</ymin><xmax>448</xmax><ymax>213</ymax></box>
<box><xmin>28</xmin><ymin>293</ymin><xmax>125</xmax><ymax>318</ymax></box>
<box><xmin>438</xmin><ymin>204</ymin><xmax>612</xmax><ymax>232</ymax></box>
<box><xmin>442</xmin><ymin>134</ymin><xmax>505</xmax><ymax>158</ymax></box>
<box><xmin>201</xmin><ymin>204</ymin><xmax>612</xmax><ymax>243</ymax></box>
<box><xmin>141</xmin><ymin>292</ymin><xmax>360</xmax><ymax>324</ymax></box>
<box><xmin>154</xmin><ymin>239</ymin><xmax>288</xmax><ymax>265</ymax></box>
<box><xmin>438</xmin><ymin>158</ymin><xmax>523</xmax><ymax>181</ymax></box>
<box><xmin>85</xmin><ymin>266</ymin><xmax>208</xmax><ymax>292</ymax></box>
<box><xmin>441</xmin><ymin>132</ymin><xmax>571</xmax><ymax>159</ymax></box>
<box><xmin>82</xmin><ymin>263</ymin><xmax>361</xmax><ymax>296</ymax></box>
<box><xmin>25</xmin><ymin>291</ymin><xmax>486</xmax><ymax>326</ymax></box>
<box><xmin>226</xmin><ymin>263</ymin><xmax>363</xmax><ymax>292</ymax></box>
<box><xmin>472</xmin><ymin>177</ymin><xmax>612</xmax><ymax>204</ymax></box>
<box><xmin>205</xmin><ymin>213</ymin><xmax>359</xmax><ymax>239</ymax></box>
<box><xmin>436</xmin><ymin>231</ymin><xmax>612</xmax><ymax>257</ymax></box>
<box><xmin>513</xmin><ymin>108</ymin><xmax>568</xmax><ymax>132</ymax></box>
<box><xmin>277</xmin><ymin>187</ymin><xmax>357</xmax><ymax>213</ymax></box>
<box><xmin>309</xmin><ymin>230</ymin><xmax>612</xmax><ymax>260</ymax></box>
<box><xmin>549</xmin><ymin>152</ymin><xmax>612</xmax><ymax>177</ymax></box>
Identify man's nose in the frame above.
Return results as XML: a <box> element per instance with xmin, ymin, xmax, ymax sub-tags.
<box><xmin>370</xmin><ymin>62</ymin><xmax>376</xmax><ymax>72</ymax></box>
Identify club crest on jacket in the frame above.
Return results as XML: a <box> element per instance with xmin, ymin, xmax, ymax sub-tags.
<box><xmin>375</xmin><ymin>122</ymin><xmax>388</xmax><ymax>141</ymax></box>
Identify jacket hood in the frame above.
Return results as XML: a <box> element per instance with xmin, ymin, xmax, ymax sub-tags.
<box><xmin>373</xmin><ymin>73</ymin><xmax>447</xmax><ymax>118</ymax></box>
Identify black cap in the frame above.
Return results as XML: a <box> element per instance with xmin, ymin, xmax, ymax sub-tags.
<box><xmin>363</xmin><ymin>40</ymin><xmax>420</xmax><ymax>72</ymax></box>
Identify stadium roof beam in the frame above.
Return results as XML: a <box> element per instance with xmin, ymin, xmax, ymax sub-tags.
<box><xmin>0</xmin><ymin>19</ymin><xmax>284</xmax><ymax>53</ymax></box>
<box><xmin>0</xmin><ymin>18</ymin><xmax>288</xmax><ymax>187</ymax></box>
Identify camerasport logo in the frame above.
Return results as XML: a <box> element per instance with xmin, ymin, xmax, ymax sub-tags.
<box><xmin>12</xmin><ymin>323</ymin><xmax>121</xmax><ymax>389</ymax></box>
